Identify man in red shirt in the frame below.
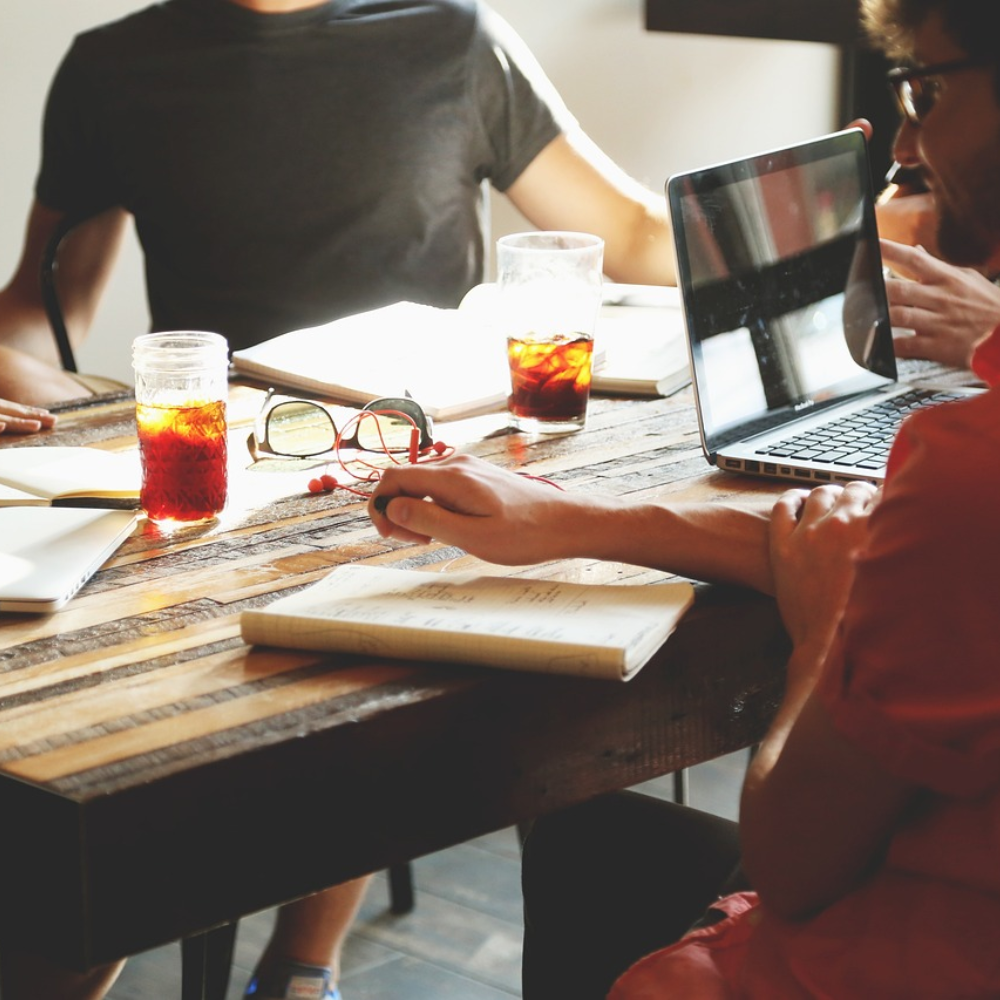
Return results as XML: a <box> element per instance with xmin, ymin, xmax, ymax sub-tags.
<box><xmin>369</xmin><ymin>1</ymin><xmax>1000</xmax><ymax>995</ymax></box>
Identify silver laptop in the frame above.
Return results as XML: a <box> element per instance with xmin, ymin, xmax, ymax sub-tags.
<box><xmin>667</xmin><ymin>128</ymin><xmax>977</xmax><ymax>486</ymax></box>
<box><xmin>0</xmin><ymin>507</ymin><xmax>137</xmax><ymax>613</ymax></box>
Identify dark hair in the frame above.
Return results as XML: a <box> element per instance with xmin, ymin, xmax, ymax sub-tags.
<box><xmin>862</xmin><ymin>0</ymin><xmax>1000</xmax><ymax>103</ymax></box>
<box><xmin>862</xmin><ymin>0</ymin><xmax>1000</xmax><ymax>64</ymax></box>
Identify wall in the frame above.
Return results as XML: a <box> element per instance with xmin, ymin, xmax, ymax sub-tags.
<box><xmin>1</xmin><ymin>2</ymin><xmax>148</xmax><ymax>381</ymax></box>
<box><xmin>0</xmin><ymin>0</ymin><xmax>838</xmax><ymax>384</ymax></box>
<box><xmin>488</xmin><ymin>0</ymin><xmax>839</xmax><ymax>238</ymax></box>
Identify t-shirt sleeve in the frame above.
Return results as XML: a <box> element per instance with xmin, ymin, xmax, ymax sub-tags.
<box><xmin>469</xmin><ymin>4</ymin><xmax>577</xmax><ymax>191</ymax></box>
<box><xmin>819</xmin><ymin>394</ymin><xmax>1000</xmax><ymax>798</ymax></box>
<box><xmin>34</xmin><ymin>42</ymin><xmax>120</xmax><ymax>218</ymax></box>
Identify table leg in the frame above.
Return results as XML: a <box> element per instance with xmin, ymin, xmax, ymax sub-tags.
<box><xmin>387</xmin><ymin>863</ymin><xmax>415</xmax><ymax>915</ymax></box>
<box><xmin>180</xmin><ymin>922</ymin><xmax>238</xmax><ymax>1000</ymax></box>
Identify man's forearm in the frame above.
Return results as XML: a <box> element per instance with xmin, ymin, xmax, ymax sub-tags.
<box><xmin>570</xmin><ymin>495</ymin><xmax>775</xmax><ymax>594</ymax></box>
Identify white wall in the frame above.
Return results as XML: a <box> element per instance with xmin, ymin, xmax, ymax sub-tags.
<box><xmin>488</xmin><ymin>0</ymin><xmax>839</xmax><ymax>239</ymax></box>
<box><xmin>1</xmin><ymin>2</ymin><xmax>149</xmax><ymax>382</ymax></box>
<box><xmin>0</xmin><ymin>0</ymin><xmax>838</xmax><ymax>384</ymax></box>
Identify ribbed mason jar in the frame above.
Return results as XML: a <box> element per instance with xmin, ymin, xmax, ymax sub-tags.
<box><xmin>132</xmin><ymin>331</ymin><xmax>229</xmax><ymax>524</ymax></box>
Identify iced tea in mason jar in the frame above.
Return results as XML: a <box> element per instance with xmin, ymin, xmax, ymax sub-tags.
<box><xmin>132</xmin><ymin>331</ymin><xmax>229</xmax><ymax>524</ymax></box>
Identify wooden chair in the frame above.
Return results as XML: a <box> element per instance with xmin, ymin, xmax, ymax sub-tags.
<box><xmin>40</xmin><ymin>216</ymin><xmax>417</xmax><ymax>1000</ymax></box>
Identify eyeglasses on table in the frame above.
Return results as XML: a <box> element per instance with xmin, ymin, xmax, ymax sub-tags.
<box><xmin>247</xmin><ymin>390</ymin><xmax>453</xmax><ymax>497</ymax></box>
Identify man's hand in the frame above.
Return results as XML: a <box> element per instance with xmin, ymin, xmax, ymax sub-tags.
<box><xmin>370</xmin><ymin>455</ymin><xmax>777</xmax><ymax>594</ymax></box>
<box><xmin>370</xmin><ymin>454</ymin><xmax>577</xmax><ymax>565</ymax></box>
<box><xmin>881</xmin><ymin>239</ymin><xmax>1000</xmax><ymax>368</ymax></box>
<box><xmin>769</xmin><ymin>482</ymin><xmax>878</xmax><ymax>668</ymax></box>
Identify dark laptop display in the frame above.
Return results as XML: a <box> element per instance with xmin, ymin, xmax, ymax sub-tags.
<box><xmin>667</xmin><ymin>128</ymin><xmax>970</xmax><ymax>485</ymax></box>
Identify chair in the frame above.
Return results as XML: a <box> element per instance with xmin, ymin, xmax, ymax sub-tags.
<box><xmin>40</xmin><ymin>217</ymin><xmax>418</xmax><ymax>1000</ymax></box>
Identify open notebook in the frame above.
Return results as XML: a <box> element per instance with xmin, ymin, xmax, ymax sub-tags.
<box><xmin>0</xmin><ymin>507</ymin><xmax>138</xmax><ymax>613</ymax></box>
<box><xmin>668</xmin><ymin>128</ymin><xmax>980</xmax><ymax>486</ymax></box>
<box><xmin>230</xmin><ymin>287</ymin><xmax>691</xmax><ymax>421</ymax></box>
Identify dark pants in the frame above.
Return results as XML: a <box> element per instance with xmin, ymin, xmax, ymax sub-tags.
<box><xmin>521</xmin><ymin>791</ymin><xmax>744</xmax><ymax>1000</ymax></box>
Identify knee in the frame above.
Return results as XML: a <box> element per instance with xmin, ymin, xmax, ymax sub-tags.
<box><xmin>522</xmin><ymin>795</ymin><xmax>627</xmax><ymax>895</ymax></box>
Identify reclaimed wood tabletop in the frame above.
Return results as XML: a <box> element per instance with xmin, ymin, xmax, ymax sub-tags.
<box><xmin>0</xmin><ymin>383</ymin><xmax>788</xmax><ymax>969</ymax></box>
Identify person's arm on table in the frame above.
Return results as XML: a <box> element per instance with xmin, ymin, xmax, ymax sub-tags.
<box><xmin>880</xmin><ymin>239</ymin><xmax>1000</xmax><ymax>369</ymax></box>
<box><xmin>0</xmin><ymin>202</ymin><xmax>127</xmax><ymax>404</ymax></box>
<box><xmin>506</xmin><ymin>131</ymin><xmax>676</xmax><ymax>287</ymax></box>
<box><xmin>0</xmin><ymin>203</ymin><xmax>127</xmax><ymax>405</ymax></box>
<box><xmin>369</xmin><ymin>454</ymin><xmax>773</xmax><ymax>593</ymax></box>
<box><xmin>739</xmin><ymin>483</ymin><xmax>916</xmax><ymax>920</ymax></box>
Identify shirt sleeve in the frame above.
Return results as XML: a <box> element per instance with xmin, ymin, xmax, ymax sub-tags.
<box><xmin>468</xmin><ymin>3</ymin><xmax>576</xmax><ymax>192</ymax></box>
<box><xmin>820</xmin><ymin>390</ymin><xmax>1000</xmax><ymax>798</ymax></box>
<box><xmin>34</xmin><ymin>41</ymin><xmax>120</xmax><ymax>218</ymax></box>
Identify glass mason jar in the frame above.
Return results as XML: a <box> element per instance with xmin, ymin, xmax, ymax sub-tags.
<box><xmin>132</xmin><ymin>331</ymin><xmax>230</xmax><ymax>524</ymax></box>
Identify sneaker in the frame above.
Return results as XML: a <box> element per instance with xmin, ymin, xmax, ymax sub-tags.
<box><xmin>244</xmin><ymin>960</ymin><xmax>341</xmax><ymax>1000</ymax></box>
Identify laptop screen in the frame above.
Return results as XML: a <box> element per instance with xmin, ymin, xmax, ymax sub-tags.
<box><xmin>668</xmin><ymin>129</ymin><xmax>895</xmax><ymax>453</ymax></box>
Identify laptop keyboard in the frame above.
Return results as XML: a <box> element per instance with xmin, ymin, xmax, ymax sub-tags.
<box><xmin>754</xmin><ymin>388</ymin><xmax>965</xmax><ymax>471</ymax></box>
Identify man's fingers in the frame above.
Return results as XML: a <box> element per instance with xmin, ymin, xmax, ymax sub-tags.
<box><xmin>773</xmin><ymin>483</ymin><xmax>873</xmax><ymax>530</ymax></box>
<box><xmin>0</xmin><ymin>415</ymin><xmax>43</xmax><ymax>434</ymax></box>
<box><xmin>879</xmin><ymin>239</ymin><xmax>942</xmax><ymax>281</ymax></box>
<box><xmin>892</xmin><ymin>332</ymin><xmax>938</xmax><ymax>357</ymax></box>
<box><xmin>370</xmin><ymin>491</ymin><xmax>437</xmax><ymax>540</ymax></box>
<box><xmin>838</xmin><ymin>480</ymin><xmax>878</xmax><ymax>511</ymax></box>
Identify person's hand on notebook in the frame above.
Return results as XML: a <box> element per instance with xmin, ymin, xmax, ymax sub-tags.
<box><xmin>880</xmin><ymin>240</ymin><xmax>1000</xmax><ymax>369</ymax></box>
<box><xmin>0</xmin><ymin>397</ymin><xmax>56</xmax><ymax>435</ymax></box>
<box><xmin>369</xmin><ymin>454</ymin><xmax>777</xmax><ymax>594</ymax></box>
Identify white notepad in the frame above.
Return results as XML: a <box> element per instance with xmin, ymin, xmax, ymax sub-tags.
<box><xmin>0</xmin><ymin>507</ymin><xmax>138</xmax><ymax>613</ymax></box>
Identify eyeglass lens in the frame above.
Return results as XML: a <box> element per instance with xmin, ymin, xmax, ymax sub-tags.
<box><xmin>265</xmin><ymin>400</ymin><xmax>337</xmax><ymax>457</ymax></box>
<box><xmin>897</xmin><ymin>77</ymin><xmax>938</xmax><ymax>124</ymax></box>
<box><xmin>353</xmin><ymin>412</ymin><xmax>419</xmax><ymax>452</ymax></box>
<box><xmin>263</xmin><ymin>397</ymin><xmax>430</xmax><ymax>457</ymax></box>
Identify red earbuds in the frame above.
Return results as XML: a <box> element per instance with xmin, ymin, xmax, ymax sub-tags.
<box><xmin>307</xmin><ymin>473</ymin><xmax>340</xmax><ymax>494</ymax></box>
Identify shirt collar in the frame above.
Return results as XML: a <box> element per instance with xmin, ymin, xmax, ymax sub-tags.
<box><xmin>175</xmin><ymin>0</ymin><xmax>344</xmax><ymax>37</ymax></box>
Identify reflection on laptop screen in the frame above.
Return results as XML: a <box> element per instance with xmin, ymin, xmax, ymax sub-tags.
<box><xmin>668</xmin><ymin>129</ymin><xmax>895</xmax><ymax>454</ymax></box>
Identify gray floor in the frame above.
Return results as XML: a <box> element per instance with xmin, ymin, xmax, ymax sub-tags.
<box><xmin>106</xmin><ymin>752</ymin><xmax>748</xmax><ymax>999</ymax></box>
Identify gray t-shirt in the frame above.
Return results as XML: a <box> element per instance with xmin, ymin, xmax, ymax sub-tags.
<box><xmin>37</xmin><ymin>0</ymin><xmax>570</xmax><ymax>350</ymax></box>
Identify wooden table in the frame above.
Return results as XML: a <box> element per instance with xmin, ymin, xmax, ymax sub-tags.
<box><xmin>0</xmin><ymin>385</ymin><xmax>789</xmax><ymax>978</ymax></box>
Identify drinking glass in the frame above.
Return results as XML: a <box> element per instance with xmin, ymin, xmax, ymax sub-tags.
<box><xmin>496</xmin><ymin>231</ymin><xmax>604</xmax><ymax>433</ymax></box>
<box><xmin>132</xmin><ymin>331</ymin><xmax>229</xmax><ymax>524</ymax></box>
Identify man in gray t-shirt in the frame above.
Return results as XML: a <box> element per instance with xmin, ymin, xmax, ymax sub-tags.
<box><xmin>0</xmin><ymin>0</ymin><xmax>674</xmax><ymax>407</ymax></box>
<box><xmin>38</xmin><ymin>0</ymin><xmax>565</xmax><ymax>350</ymax></box>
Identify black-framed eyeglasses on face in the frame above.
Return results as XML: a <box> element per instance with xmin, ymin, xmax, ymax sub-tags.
<box><xmin>248</xmin><ymin>389</ymin><xmax>436</xmax><ymax>462</ymax></box>
<box><xmin>887</xmin><ymin>56</ymin><xmax>992</xmax><ymax>127</ymax></box>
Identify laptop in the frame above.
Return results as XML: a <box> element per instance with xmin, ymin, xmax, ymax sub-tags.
<box><xmin>0</xmin><ymin>507</ymin><xmax>138</xmax><ymax>613</ymax></box>
<box><xmin>667</xmin><ymin>127</ymin><xmax>978</xmax><ymax>485</ymax></box>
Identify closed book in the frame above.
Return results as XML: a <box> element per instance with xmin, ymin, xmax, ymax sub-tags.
<box><xmin>593</xmin><ymin>297</ymin><xmax>691</xmax><ymax>398</ymax></box>
<box><xmin>241</xmin><ymin>563</ymin><xmax>695</xmax><ymax>682</ymax></box>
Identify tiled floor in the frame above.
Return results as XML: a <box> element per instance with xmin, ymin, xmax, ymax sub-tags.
<box><xmin>105</xmin><ymin>752</ymin><xmax>748</xmax><ymax>999</ymax></box>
